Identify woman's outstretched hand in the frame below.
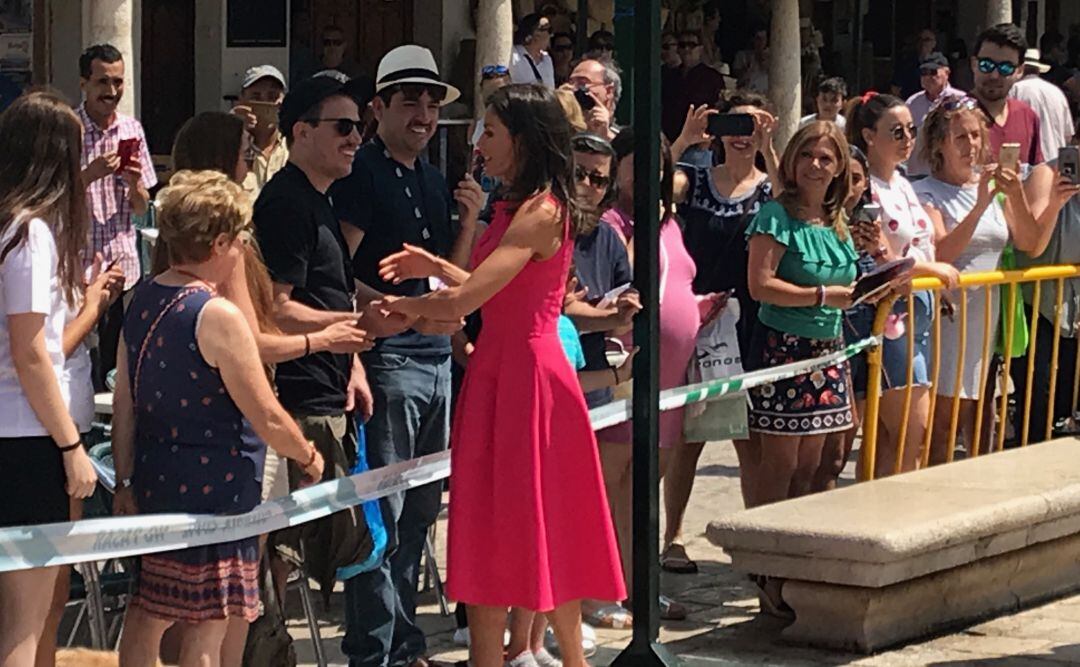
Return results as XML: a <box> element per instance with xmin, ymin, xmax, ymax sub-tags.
<box><xmin>379</xmin><ymin>244</ymin><xmax>443</xmax><ymax>284</ymax></box>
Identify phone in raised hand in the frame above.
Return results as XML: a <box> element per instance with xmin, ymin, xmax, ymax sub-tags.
<box><xmin>999</xmin><ymin>142</ymin><xmax>1021</xmax><ymax>172</ymax></box>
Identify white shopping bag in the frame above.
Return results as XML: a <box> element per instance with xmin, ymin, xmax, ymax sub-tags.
<box><xmin>684</xmin><ymin>298</ymin><xmax>749</xmax><ymax>441</ymax></box>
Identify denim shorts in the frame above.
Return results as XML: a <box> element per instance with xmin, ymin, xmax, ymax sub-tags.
<box><xmin>881</xmin><ymin>290</ymin><xmax>934</xmax><ymax>390</ymax></box>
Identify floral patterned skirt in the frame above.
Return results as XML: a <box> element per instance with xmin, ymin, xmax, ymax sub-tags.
<box><xmin>748</xmin><ymin>325</ymin><xmax>854</xmax><ymax>436</ymax></box>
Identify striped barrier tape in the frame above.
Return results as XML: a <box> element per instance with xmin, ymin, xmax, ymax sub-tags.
<box><xmin>0</xmin><ymin>336</ymin><xmax>878</xmax><ymax>572</ymax></box>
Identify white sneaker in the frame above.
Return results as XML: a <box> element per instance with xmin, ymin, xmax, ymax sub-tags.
<box><xmin>533</xmin><ymin>647</ymin><xmax>563</xmax><ymax>667</ymax></box>
<box><xmin>505</xmin><ymin>650</ymin><xmax>540</xmax><ymax>667</ymax></box>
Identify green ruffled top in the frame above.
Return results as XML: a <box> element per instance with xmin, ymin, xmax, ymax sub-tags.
<box><xmin>745</xmin><ymin>200</ymin><xmax>858</xmax><ymax>340</ymax></box>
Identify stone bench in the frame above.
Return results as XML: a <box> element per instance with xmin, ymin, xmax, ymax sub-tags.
<box><xmin>705</xmin><ymin>438</ymin><xmax>1080</xmax><ymax>652</ymax></box>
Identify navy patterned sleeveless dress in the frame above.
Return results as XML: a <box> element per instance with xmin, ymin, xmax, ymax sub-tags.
<box><xmin>123</xmin><ymin>281</ymin><xmax>266</xmax><ymax>622</ymax></box>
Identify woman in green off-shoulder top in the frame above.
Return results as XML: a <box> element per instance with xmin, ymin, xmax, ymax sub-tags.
<box><xmin>744</xmin><ymin>121</ymin><xmax>859</xmax><ymax>511</ymax></box>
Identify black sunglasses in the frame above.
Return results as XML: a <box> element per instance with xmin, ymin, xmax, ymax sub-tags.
<box><xmin>887</xmin><ymin>123</ymin><xmax>918</xmax><ymax>141</ymax></box>
<box><xmin>662</xmin><ymin>42</ymin><xmax>678</xmax><ymax>50</ymax></box>
<box><xmin>323</xmin><ymin>38</ymin><xmax>345</xmax><ymax>47</ymax></box>
<box><xmin>678</xmin><ymin>41</ymin><xmax>700</xmax><ymax>49</ymax></box>
<box><xmin>552</xmin><ymin>43</ymin><xmax>573</xmax><ymax>52</ymax></box>
<box><xmin>977</xmin><ymin>57</ymin><xmax>1018</xmax><ymax>76</ymax></box>
<box><xmin>595</xmin><ymin>43</ymin><xmax>615</xmax><ymax>51</ymax></box>
<box><xmin>306</xmin><ymin>117</ymin><xmax>363</xmax><ymax>137</ymax></box>
<box><xmin>574</xmin><ymin>165</ymin><xmax>611</xmax><ymax>188</ymax></box>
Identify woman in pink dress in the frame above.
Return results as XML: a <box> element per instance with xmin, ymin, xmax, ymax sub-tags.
<box><xmin>377</xmin><ymin>84</ymin><xmax>625</xmax><ymax>667</ymax></box>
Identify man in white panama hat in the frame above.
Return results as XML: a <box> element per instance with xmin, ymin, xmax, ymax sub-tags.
<box><xmin>330</xmin><ymin>45</ymin><xmax>476</xmax><ymax>667</ymax></box>
<box><xmin>1011</xmin><ymin>47</ymin><xmax>1074</xmax><ymax>161</ymax></box>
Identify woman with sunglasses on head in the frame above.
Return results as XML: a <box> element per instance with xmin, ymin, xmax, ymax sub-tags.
<box><xmin>510</xmin><ymin>13</ymin><xmax>556</xmax><ymax>88</ymax></box>
<box><xmin>848</xmin><ymin>92</ymin><xmax>961</xmax><ymax>478</ymax></box>
<box><xmin>914</xmin><ymin>96</ymin><xmax>1054</xmax><ymax>462</ymax></box>
<box><xmin>375</xmin><ymin>84</ymin><xmax>625</xmax><ymax>667</ymax></box>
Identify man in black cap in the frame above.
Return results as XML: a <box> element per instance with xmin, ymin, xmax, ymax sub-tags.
<box><xmin>254</xmin><ymin>76</ymin><xmax>409</xmax><ymax>512</ymax></box>
<box><xmin>905</xmin><ymin>51</ymin><xmax>965</xmax><ymax>176</ymax></box>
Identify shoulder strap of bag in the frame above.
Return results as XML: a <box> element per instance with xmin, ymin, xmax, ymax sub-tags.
<box><xmin>523</xmin><ymin>51</ymin><xmax>544</xmax><ymax>83</ymax></box>
<box><xmin>132</xmin><ymin>286</ymin><xmax>213</xmax><ymax>404</ymax></box>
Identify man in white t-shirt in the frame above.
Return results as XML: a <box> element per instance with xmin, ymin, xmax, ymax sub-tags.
<box><xmin>509</xmin><ymin>13</ymin><xmax>555</xmax><ymax>88</ymax></box>
<box><xmin>1010</xmin><ymin>48</ymin><xmax>1075</xmax><ymax>161</ymax></box>
<box><xmin>906</xmin><ymin>52</ymin><xmax>965</xmax><ymax>177</ymax></box>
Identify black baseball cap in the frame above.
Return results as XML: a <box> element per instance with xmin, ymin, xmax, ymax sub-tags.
<box><xmin>279</xmin><ymin>76</ymin><xmax>352</xmax><ymax>141</ymax></box>
<box><xmin>919</xmin><ymin>52</ymin><xmax>950</xmax><ymax>73</ymax></box>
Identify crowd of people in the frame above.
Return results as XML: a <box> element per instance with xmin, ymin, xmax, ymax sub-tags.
<box><xmin>5</xmin><ymin>10</ymin><xmax>1080</xmax><ymax>667</ymax></box>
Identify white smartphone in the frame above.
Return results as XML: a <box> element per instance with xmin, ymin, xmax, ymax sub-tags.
<box><xmin>597</xmin><ymin>282</ymin><xmax>632</xmax><ymax>309</ymax></box>
<box><xmin>999</xmin><ymin>142</ymin><xmax>1021</xmax><ymax>172</ymax></box>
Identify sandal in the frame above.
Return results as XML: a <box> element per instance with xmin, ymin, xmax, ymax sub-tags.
<box><xmin>659</xmin><ymin>543</ymin><xmax>699</xmax><ymax>574</ymax></box>
<box><xmin>584</xmin><ymin>604</ymin><xmax>633</xmax><ymax>629</ymax></box>
<box><xmin>752</xmin><ymin>575</ymin><xmax>795</xmax><ymax>621</ymax></box>
<box><xmin>658</xmin><ymin>594</ymin><xmax>688</xmax><ymax>621</ymax></box>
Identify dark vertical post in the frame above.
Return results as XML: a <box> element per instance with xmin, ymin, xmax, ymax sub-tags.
<box><xmin>611</xmin><ymin>0</ymin><xmax>680</xmax><ymax>665</ymax></box>
<box><xmin>613</xmin><ymin>0</ymin><xmax>634</xmax><ymax>125</ymax></box>
<box><xmin>576</xmin><ymin>0</ymin><xmax>590</xmax><ymax>57</ymax></box>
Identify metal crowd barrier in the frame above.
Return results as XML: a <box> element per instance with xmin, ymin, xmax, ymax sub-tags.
<box><xmin>859</xmin><ymin>264</ymin><xmax>1080</xmax><ymax>480</ymax></box>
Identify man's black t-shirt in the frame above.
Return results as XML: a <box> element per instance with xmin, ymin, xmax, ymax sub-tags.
<box><xmin>254</xmin><ymin>162</ymin><xmax>354</xmax><ymax>416</ymax></box>
<box><xmin>572</xmin><ymin>222</ymin><xmax>632</xmax><ymax>408</ymax></box>
<box><xmin>331</xmin><ymin>136</ymin><xmax>455</xmax><ymax>356</ymax></box>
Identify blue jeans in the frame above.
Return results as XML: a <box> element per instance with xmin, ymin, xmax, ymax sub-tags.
<box><xmin>343</xmin><ymin>353</ymin><xmax>451</xmax><ymax>667</ymax></box>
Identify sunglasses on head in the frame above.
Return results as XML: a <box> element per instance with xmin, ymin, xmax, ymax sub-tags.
<box><xmin>932</xmin><ymin>94</ymin><xmax>980</xmax><ymax>113</ymax></box>
<box><xmin>306</xmin><ymin>117</ymin><xmax>363</xmax><ymax>137</ymax></box>
<box><xmin>481</xmin><ymin>64</ymin><xmax>510</xmax><ymax>79</ymax></box>
<box><xmin>886</xmin><ymin>123</ymin><xmax>918</xmax><ymax>141</ymax></box>
<box><xmin>574</xmin><ymin>165</ymin><xmax>611</xmax><ymax>188</ymax></box>
<box><xmin>977</xmin><ymin>57</ymin><xmax>1018</xmax><ymax>76</ymax></box>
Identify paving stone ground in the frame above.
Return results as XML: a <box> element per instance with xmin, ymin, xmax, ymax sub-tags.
<box><xmin>287</xmin><ymin>442</ymin><xmax>1080</xmax><ymax>666</ymax></box>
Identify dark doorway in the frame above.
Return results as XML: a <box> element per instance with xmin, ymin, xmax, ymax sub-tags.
<box><xmin>296</xmin><ymin>0</ymin><xmax>414</xmax><ymax>80</ymax></box>
<box><xmin>141</xmin><ymin>0</ymin><xmax>195</xmax><ymax>156</ymax></box>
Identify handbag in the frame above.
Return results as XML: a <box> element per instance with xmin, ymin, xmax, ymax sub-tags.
<box><xmin>683</xmin><ymin>297</ymin><xmax>749</xmax><ymax>442</ymax></box>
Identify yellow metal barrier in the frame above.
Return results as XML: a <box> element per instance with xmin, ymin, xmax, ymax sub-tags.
<box><xmin>858</xmin><ymin>264</ymin><xmax>1080</xmax><ymax>481</ymax></box>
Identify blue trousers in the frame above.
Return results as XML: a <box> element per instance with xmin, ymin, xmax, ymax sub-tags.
<box><xmin>343</xmin><ymin>353</ymin><xmax>451</xmax><ymax>667</ymax></box>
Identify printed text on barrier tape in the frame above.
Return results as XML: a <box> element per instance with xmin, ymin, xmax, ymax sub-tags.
<box><xmin>0</xmin><ymin>337</ymin><xmax>878</xmax><ymax>571</ymax></box>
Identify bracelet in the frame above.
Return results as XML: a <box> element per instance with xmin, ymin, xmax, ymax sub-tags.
<box><xmin>303</xmin><ymin>333</ymin><xmax>311</xmax><ymax>356</ymax></box>
<box><xmin>815</xmin><ymin>285</ymin><xmax>827</xmax><ymax>307</ymax></box>
<box><xmin>611</xmin><ymin>366</ymin><xmax>621</xmax><ymax>385</ymax></box>
<box><xmin>58</xmin><ymin>440</ymin><xmax>82</xmax><ymax>453</ymax></box>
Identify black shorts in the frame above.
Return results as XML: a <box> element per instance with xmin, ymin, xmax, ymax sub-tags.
<box><xmin>0</xmin><ymin>436</ymin><xmax>70</xmax><ymax>528</ymax></box>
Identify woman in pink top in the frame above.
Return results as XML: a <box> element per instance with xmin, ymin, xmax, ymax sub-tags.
<box><xmin>592</xmin><ymin>128</ymin><xmax>722</xmax><ymax>623</ymax></box>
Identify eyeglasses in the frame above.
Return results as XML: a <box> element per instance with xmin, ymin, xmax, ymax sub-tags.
<box><xmin>977</xmin><ymin>57</ymin><xmax>1018</xmax><ymax>76</ymax></box>
<box><xmin>306</xmin><ymin>117</ymin><xmax>363</xmax><ymax>137</ymax></box>
<box><xmin>662</xmin><ymin>43</ymin><xmax>678</xmax><ymax>50</ymax></box>
<box><xmin>574</xmin><ymin>165</ymin><xmax>611</xmax><ymax>188</ymax></box>
<box><xmin>595</xmin><ymin>43</ymin><xmax>615</xmax><ymax>51</ymax></box>
<box><xmin>323</xmin><ymin>38</ymin><xmax>345</xmax><ymax>47</ymax></box>
<box><xmin>537</xmin><ymin>25</ymin><xmax>552</xmax><ymax>33</ymax></box>
<box><xmin>887</xmin><ymin>123</ymin><xmax>918</xmax><ymax>141</ymax></box>
<box><xmin>481</xmin><ymin>64</ymin><xmax>510</xmax><ymax>79</ymax></box>
<box><xmin>552</xmin><ymin>43</ymin><xmax>573</xmax><ymax>52</ymax></box>
<box><xmin>678</xmin><ymin>41</ymin><xmax>700</xmax><ymax>49</ymax></box>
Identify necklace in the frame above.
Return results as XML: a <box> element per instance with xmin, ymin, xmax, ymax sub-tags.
<box><xmin>172</xmin><ymin>267</ymin><xmax>214</xmax><ymax>290</ymax></box>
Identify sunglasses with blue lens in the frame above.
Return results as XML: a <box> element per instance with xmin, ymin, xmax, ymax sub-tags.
<box><xmin>481</xmin><ymin>64</ymin><xmax>510</xmax><ymax>79</ymax></box>
<box><xmin>977</xmin><ymin>57</ymin><xmax>1018</xmax><ymax>77</ymax></box>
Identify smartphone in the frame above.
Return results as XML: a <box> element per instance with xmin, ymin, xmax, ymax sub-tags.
<box><xmin>707</xmin><ymin>113</ymin><xmax>755</xmax><ymax>137</ymax></box>
<box><xmin>248</xmin><ymin>101</ymin><xmax>280</xmax><ymax>128</ymax></box>
<box><xmin>852</xmin><ymin>202</ymin><xmax>882</xmax><ymax>226</ymax></box>
<box><xmin>574</xmin><ymin>87</ymin><xmax>597</xmax><ymax>112</ymax></box>
<box><xmin>117</xmin><ymin>138</ymin><xmax>140</xmax><ymax>170</ymax></box>
<box><xmin>1060</xmin><ymin>146</ymin><xmax>1080</xmax><ymax>184</ymax></box>
<box><xmin>597</xmin><ymin>282</ymin><xmax>631</xmax><ymax>309</ymax></box>
<box><xmin>999</xmin><ymin>142</ymin><xmax>1021</xmax><ymax>172</ymax></box>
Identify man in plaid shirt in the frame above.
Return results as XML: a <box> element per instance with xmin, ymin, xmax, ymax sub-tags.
<box><xmin>77</xmin><ymin>44</ymin><xmax>157</xmax><ymax>388</ymax></box>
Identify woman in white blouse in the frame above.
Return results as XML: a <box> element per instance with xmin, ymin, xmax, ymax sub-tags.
<box><xmin>0</xmin><ymin>92</ymin><xmax>100</xmax><ymax>667</ymax></box>
<box><xmin>509</xmin><ymin>13</ymin><xmax>556</xmax><ymax>89</ymax></box>
<box><xmin>847</xmin><ymin>92</ymin><xmax>961</xmax><ymax>478</ymax></box>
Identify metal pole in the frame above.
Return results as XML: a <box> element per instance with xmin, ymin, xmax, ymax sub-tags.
<box><xmin>611</xmin><ymin>0</ymin><xmax>679</xmax><ymax>664</ymax></box>
<box><xmin>576</xmin><ymin>0</ymin><xmax>589</xmax><ymax>56</ymax></box>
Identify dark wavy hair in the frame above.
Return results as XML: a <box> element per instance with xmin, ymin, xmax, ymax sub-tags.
<box><xmin>0</xmin><ymin>91</ymin><xmax>88</xmax><ymax>306</ymax></box>
<box><xmin>172</xmin><ymin>112</ymin><xmax>246</xmax><ymax>182</ymax></box>
<box><xmin>514</xmin><ymin>13</ymin><xmax>545</xmax><ymax>46</ymax></box>
<box><xmin>486</xmin><ymin>84</ymin><xmax>585</xmax><ymax>236</ymax></box>
<box><xmin>713</xmin><ymin>89</ymin><xmax>772</xmax><ymax>167</ymax></box>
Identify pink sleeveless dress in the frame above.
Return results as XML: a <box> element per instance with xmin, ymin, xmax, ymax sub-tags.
<box><xmin>446</xmin><ymin>197</ymin><xmax>627</xmax><ymax>610</ymax></box>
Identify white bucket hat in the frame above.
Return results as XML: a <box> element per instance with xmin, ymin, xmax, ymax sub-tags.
<box><xmin>375</xmin><ymin>45</ymin><xmax>461</xmax><ymax>105</ymax></box>
<box><xmin>1023</xmin><ymin>48</ymin><xmax>1051</xmax><ymax>74</ymax></box>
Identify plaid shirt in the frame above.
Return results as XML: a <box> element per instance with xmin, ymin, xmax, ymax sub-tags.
<box><xmin>77</xmin><ymin>104</ymin><xmax>157</xmax><ymax>288</ymax></box>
